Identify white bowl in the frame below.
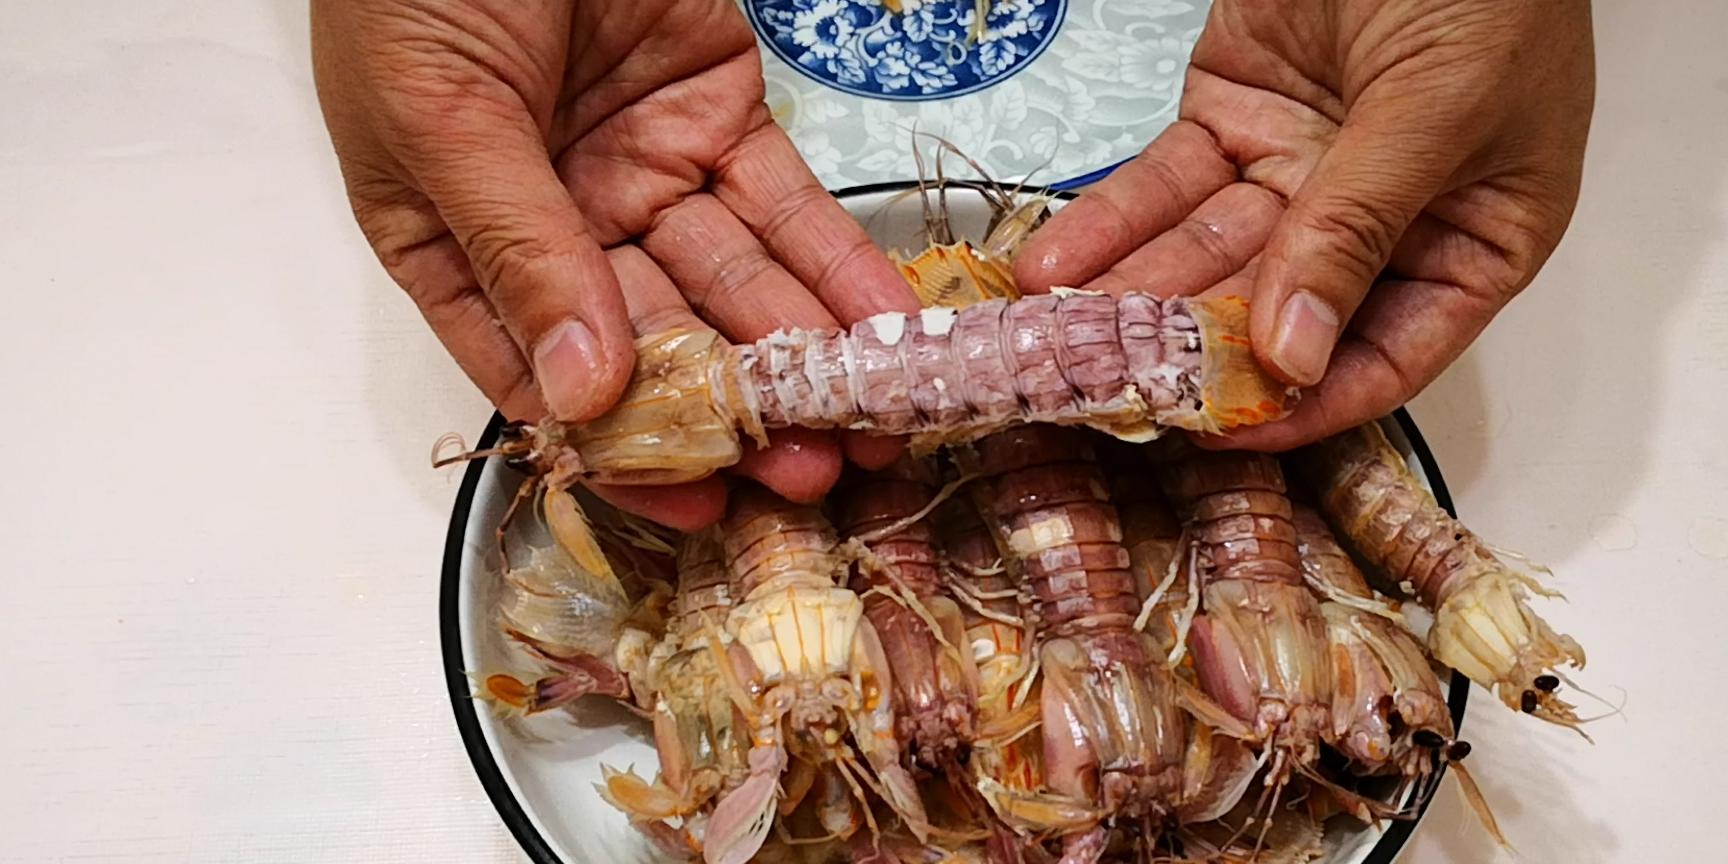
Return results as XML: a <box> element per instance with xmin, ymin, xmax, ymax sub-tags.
<box><xmin>440</xmin><ymin>184</ymin><xmax>1468</xmax><ymax>864</ymax></box>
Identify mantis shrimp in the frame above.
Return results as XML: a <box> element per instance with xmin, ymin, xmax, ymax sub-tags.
<box><xmin>931</xmin><ymin>491</ymin><xmax>1088</xmax><ymax>862</ymax></box>
<box><xmin>835</xmin><ymin>459</ymin><xmax>980</xmax><ymax>773</ymax></box>
<box><xmin>478</xmin><ymin>484</ymin><xmax>673</xmax><ymax>716</ymax></box>
<box><xmin>1292</xmin><ymin>506</ymin><xmax>1508</xmax><ymax>847</ymax></box>
<box><xmin>1156</xmin><ymin>448</ymin><xmax>1333</xmax><ymax>840</ymax></box>
<box><xmin>440</xmin><ymin>286</ymin><xmax>1291</xmax><ymax>494</ymax></box>
<box><xmin>703</xmin><ymin>485</ymin><xmax>928</xmax><ymax>864</ymax></box>
<box><xmin>599</xmin><ymin>529</ymin><xmax>755</xmax><ymax>858</ymax></box>
<box><xmin>1106</xmin><ymin>464</ymin><xmax>1262</xmax><ymax>831</ymax></box>
<box><xmin>1290</xmin><ymin>422</ymin><xmax>1588</xmax><ymax>729</ymax></box>
<box><xmin>965</xmin><ymin>425</ymin><xmax>1188</xmax><ymax>863</ymax></box>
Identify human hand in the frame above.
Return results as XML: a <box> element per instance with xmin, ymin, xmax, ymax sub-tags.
<box><xmin>312</xmin><ymin>0</ymin><xmax>918</xmax><ymax>527</ymax></box>
<box><xmin>1016</xmin><ymin>0</ymin><xmax>1595</xmax><ymax>449</ymax></box>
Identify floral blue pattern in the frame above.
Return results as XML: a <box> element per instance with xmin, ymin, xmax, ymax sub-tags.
<box><xmin>746</xmin><ymin>0</ymin><xmax>1067</xmax><ymax>100</ymax></box>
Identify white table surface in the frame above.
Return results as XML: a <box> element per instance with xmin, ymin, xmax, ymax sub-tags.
<box><xmin>2</xmin><ymin>2</ymin><xmax>1723</xmax><ymax>862</ymax></box>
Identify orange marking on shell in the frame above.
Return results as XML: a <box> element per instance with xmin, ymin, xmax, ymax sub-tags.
<box><xmin>1219</xmin><ymin>334</ymin><xmax>1251</xmax><ymax>346</ymax></box>
<box><xmin>895</xmin><ymin>241</ymin><xmax>1019</xmax><ymax>308</ymax></box>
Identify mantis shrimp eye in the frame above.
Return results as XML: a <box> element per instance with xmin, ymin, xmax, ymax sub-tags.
<box><xmin>1534</xmin><ymin>674</ymin><xmax>1560</xmax><ymax>692</ymax></box>
<box><xmin>1446</xmin><ymin>741</ymin><xmax>1473</xmax><ymax>762</ymax></box>
<box><xmin>505</xmin><ymin>453</ymin><xmax>537</xmax><ymax>473</ymax></box>
<box><xmin>1520</xmin><ymin>690</ymin><xmax>1539</xmax><ymax>713</ymax></box>
<box><xmin>1411</xmin><ymin>729</ymin><xmax>1446</xmax><ymax>749</ymax></box>
<box><xmin>500</xmin><ymin>419</ymin><xmax>529</xmax><ymax>439</ymax></box>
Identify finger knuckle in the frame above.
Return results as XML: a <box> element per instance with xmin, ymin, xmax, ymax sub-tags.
<box><xmin>1173</xmin><ymin>216</ymin><xmax>1239</xmax><ymax>276</ymax></box>
<box><xmin>350</xmin><ymin>201</ymin><xmax>414</xmax><ymax>259</ymax></box>
<box><xmin>758</xmin><ymin>182</ymin><xmax>832</xmax><ymax>248</ymax></box>
<box><xmin>1297</xmin><ymin>198</ymin><xmax>1404</xmax><ymax>277</ymax></box>
<box><xmin>414</xmin><ymin>279</ymin><xmax>492</xmax><ymax>332</ymax></box>
<box><xmin>696</xmin><ymin>248</ymin><xmax>777</xmax><ymax>316</ymax></box>
<box><xmin>1130</xmin><ymin>148</ymin><xmax>1193</xmax><ymax>208</ymax></box>
<box><xmin>1078</xmin><ymin>194</ymin><xmax>1138</xmax><ymax>254</ymax></box>
<box><xmin>809</xmin><ymin>234</ymin><xmax>880</xmax><ymax>301</ymax></box>
<box><xmin>1364</xmin><ymin>337</ymin><xmax>1422</xmax><ymax>403</ymax></box>
<box><xmin>635</xmin><ymin>305</ymin><xmax>703</xmax><ymax>336</ymax></box>
<box><xmin>1474</xmin><ymin>256</ymin><xmax>1529</xmax><ymax>304</ymax></box>
<box><xmin>466</xmin><ymin>224</ymin><xmax>572</xmax><ymax>300</ymax></box>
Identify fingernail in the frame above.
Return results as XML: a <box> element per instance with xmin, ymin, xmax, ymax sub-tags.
<box><xmin>1269</xmin><ymin>290</ymin><xmax>1339</xmax><ymax>386</ymax></box>
<box><xmin>533</xmin><ymin>318</ymin><xmax>606</xmax><ymax>421</ymax></box>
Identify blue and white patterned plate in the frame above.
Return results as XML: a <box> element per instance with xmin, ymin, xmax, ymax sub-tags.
<box><xmin>747</xmin><ymin>0</ymin><xmax>1210</xmax><ymax>190</ymax></box>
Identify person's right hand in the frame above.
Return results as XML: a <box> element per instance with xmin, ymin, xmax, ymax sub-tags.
<box><xmin>1015</xmin><ymin>0</ymin><xmax>1594</xmax><ymax>451</ymax></box>
<box><xmin>312</xmin><ymin>0</ymin><xmax>919</xmax><ymax>529</ymax></box>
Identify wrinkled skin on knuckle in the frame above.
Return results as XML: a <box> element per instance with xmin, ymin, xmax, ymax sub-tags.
<box><xmin>700</xmin><ymin>102</ymin><xmax>782</xmax><ymax>172</ymax></box>
<box><xmin>1425</xmin><ymin>170</ymin><xmax>1576</xmax><ymax>303</ymax></box>
<box><xmin>627</xmin><ymin>294</ymin><xmax>706</xmax><ymax>337</ymax></box>
<box><xmin>344</xmin><ymin>176</ymin><xmax>425</xmax><ymax>249</ymax></box>
<box><xmin>697</xmin><ymin>248</ymin><xmax>778</xmax><ymax>317</ymax></box>
<box><xmin>464</xmin><ymin>217</ymin><xmax>583</xmax><ymax>302</ymax></box>
<box><xmin>807</xmin><ymin>234</ymin><xmax>882</xmax><ymax>301</ymax></box>
<box><xmin>1290</xmin><ymin>193</ymin><xmax>1405</xmax><ymax>280</ymax></box>
<box><xmin>754</xmin><ymin>181</ymin><xmax>834</xmax><ymax>248</ymax></box>
<box><xmin>1478</xmin><ymin>203</ymin><xmax>1565</xmax><ymax>301</ymax></box>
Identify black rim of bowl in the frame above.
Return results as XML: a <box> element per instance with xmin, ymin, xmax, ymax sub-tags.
<box><xmin>440</xmin><ymin>181</ymin><xmax>1469</xmax><ymax>864</ymax></box>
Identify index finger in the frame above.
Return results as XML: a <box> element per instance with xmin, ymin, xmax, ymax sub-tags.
<box><xmin>712</xmin><ymin>123</ymin><xmax>921</xmax><ymax>321</ymax></box>
<box><xmin>1014</xmin><ymin>121</ymin><xmax>1236</xmax><ymax>294</ymax></box>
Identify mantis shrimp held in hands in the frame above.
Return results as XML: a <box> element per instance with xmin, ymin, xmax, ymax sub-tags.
<box><xmin>434</xmin><ymin>290</ymin><xmax>1292</xmax><ymax>496</ymax></box>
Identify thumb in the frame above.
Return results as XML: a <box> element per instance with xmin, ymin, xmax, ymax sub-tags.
<box><xmin>393</xmin><ymin>103</ymin><xmax>634</xmax><ymax>423</ymax></box>
<box><xmin>1251</xmin><ymin>99</ymin><xmax>1471</xmax><ymax>387</ymax></box>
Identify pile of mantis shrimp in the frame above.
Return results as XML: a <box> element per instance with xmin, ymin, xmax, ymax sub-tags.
<box><xmin>441</xmin><ymin>183</ymin><xmax>1591</xmax><ymax>864</ymax></box>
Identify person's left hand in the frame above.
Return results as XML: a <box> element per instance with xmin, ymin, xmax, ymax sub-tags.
<box><xmin>313</xmin><ymin>0</ymin><xmax>918</xmax><ymax>529</ymax></box>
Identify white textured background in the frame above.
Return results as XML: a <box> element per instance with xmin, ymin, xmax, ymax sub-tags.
<box><xmin>1</xmin><ymin>2</ymin><xmax>1722</xmax><ymax>862</ymax></box>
